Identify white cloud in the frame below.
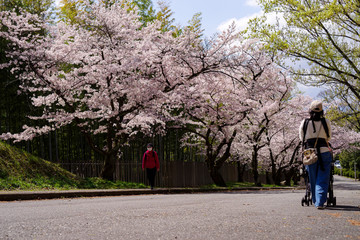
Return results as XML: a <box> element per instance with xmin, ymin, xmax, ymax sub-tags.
<box><xmin>245</xmin><ymin>0</ymin><xmax>260</xmax><ymax>7</ymax></box>
<box><xmin>216</xmin><ymin>11</ymin><xmax>286</xmax><ymax>33</ymax></box>
<box><xmin>217</xmin><ymin>11</ymin><xmax>262</xmax><ymax>33</ymax></box>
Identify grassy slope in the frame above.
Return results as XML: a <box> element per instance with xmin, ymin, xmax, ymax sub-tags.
<box><xmin>0</xmin><ymin>141</ymin><xmax>82</xmax><ymax>190</ymax></box>
<box><xmin>0</xmin><ymin>141</ymin><xmax>147</xmax><ymax>190</ymax></box>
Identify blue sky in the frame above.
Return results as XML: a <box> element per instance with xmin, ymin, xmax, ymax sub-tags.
<box><xmin>165</xmin><ymin>0</ymin><xmax>261</xmax><ymax>37</ymax></box>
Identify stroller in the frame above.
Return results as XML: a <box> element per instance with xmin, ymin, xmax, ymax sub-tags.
<box><xmin>301</xmin><ymin>160</ymin><xmax>336</xmax><ymax>207</ymax></box>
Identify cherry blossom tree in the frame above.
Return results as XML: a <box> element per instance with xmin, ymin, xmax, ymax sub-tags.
<box><xmin>227</xmin><ymin>48</ymin><xmax>295</xmax><ymax>186</ymax></box>
<box><xmin>174</xmin><ymin>81</ymin><xmax>247</xmax><ymax>186</ymax></box>
<box><xmin>260</xmin><ymin>95</ymin><xmax>312</xmax><ymax>185</ymax></box>
<box><xmin>164</xmin><ymin>32</ymin><xmax>294</xmax><ymax>186</ymax></box>
<box><xmin>330</xmin><ymin>123</ymin><xmax>360</xmax><ymax>154</ymax></box>
<box><xmin>169</xmin><ymin>73</ymin><xmax>250</xmax><ymax>186</ymax></box>
<box><xmin>0</xmin><ymin>1</ymin><xmax>205</xmax><ymax>180</ymax></box>
<box><xmin>160</xmin><ymin>29</ymin><xmax>250</xmax><ymax>186</ymax></box>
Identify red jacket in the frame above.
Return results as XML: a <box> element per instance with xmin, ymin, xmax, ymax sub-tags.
<box><xmin>142</xmin><ymin>150</ymin><xmax>160</xmax><ymax>170</ymax></box>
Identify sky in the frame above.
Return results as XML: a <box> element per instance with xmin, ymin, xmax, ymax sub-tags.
<box><xmin>166</xmin><ymin>0</ymin><xmax>262</xmax><ymax>36</ymax></box>
<box><xmin>161</xmin><ymin>0</ymin><xmax>323</xmax><ymax>99</ymax></box>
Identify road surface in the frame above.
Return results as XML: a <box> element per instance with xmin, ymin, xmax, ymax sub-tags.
<box><xmin>0</xmin><ymin>175</ymin><xmax>359</xmax><ymax>239</ymax></box>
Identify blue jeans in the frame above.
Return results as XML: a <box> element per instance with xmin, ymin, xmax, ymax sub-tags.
<box><xmin>306</xmin><ymin>151</ymin><xmax>332</xmax><ymax>207</ymax></box>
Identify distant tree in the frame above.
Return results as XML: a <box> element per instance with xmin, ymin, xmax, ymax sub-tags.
<box><xmin>330</xmin><ymin>123</ymin><xmax>360</xmax><ymax>177</ymax></box>
<box><xmin>57</xmin><ymin>0</ymin><xmax>81</xmax><ymax>24</ymax></box>
<box><xmin>168</xmin><ymin>31</ymin><xmax>294</xmax><ymax>186</ymax></box>
<box><xmin>321</xmin><ymin>87</ymin><xmax>360</xmax><ymax>132</ymax></box>
<box><xmin>184</xmin><ymin>12</ymin><xmax>203</xmax><ymax>38</ymax></box>
<box><xmin>133</xmin><ymin>0</ymin><xmax>156</xmax><ymax>23</ymax></box>
<box><xmin>154</xmin><ymin>0</ymin><xmax>175</xmax><ymax>32</ymax></box>
<box><xmin>231</xmin><ymin>50</ymin><xmax>295</xmax><ymax>186</ymax></box>
<box><xmin>261</xmin><ymin>95</ymin><xmax>310</xmax><ymax>185</ymax></box>
<box><xmin>330</xmin><ymin>122</ymin><xmax>360</xmax><ymax>154</ymax></box>
<box><xmin>0</xmin><ymin>0</ymin><xmax>54</xmax><ymax>17</ymax></box>
<box><xmin>57</xmin><ymin>0</ymin><xmax>156</xmax><ymax>24</ymax></box>
<box><xmin>338</xmin><ymin>148</ymin><xmax>360</xmax><ymax>173</ymax></box>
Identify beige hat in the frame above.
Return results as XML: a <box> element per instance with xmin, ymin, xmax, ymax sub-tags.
<box><xmin>309</xmin><ymin>100</ymin><xmax>323</xmax><ymax>112</ymax></box>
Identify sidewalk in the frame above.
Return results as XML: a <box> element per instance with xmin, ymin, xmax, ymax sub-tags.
<box><xmin>0</xmin><ymin>186</ymin><xmax>299</xmax><ymax>201</ymax></box>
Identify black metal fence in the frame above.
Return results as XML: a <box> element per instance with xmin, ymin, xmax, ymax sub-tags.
<box><xmin>60</xmin><ymin>161</ymin><xmax>252</xmax><ymax>187</ymax></box>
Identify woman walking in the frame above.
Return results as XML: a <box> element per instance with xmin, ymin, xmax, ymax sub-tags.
<box><xmin>142</xmin><ymin>143</ymin><xmax>160</xmax><ymax>190</ymax></box>
<box><xmin>299</xmin><ymin>100</ymin><xmax>332</xmax><ymax>209</ymax></box>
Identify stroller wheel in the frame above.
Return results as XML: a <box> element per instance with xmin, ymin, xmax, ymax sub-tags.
<box><xmin>301</xmin><ymin>198</ymin><xmax>305</xmax><ymax>206</ymax></box>
<box><xmin>306</xmin><ymin>199</ymin><xmax>310</xmax><ymax>206</ymax></box>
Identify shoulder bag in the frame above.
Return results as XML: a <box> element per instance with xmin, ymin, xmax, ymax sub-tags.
<box><xmin>302</xmin><ymin>124</ymin><xmax>322</xmax><ymax>166</ymax></box>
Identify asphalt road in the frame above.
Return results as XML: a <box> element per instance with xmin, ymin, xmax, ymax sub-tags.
<box><xmin>0</xmin><ymin>176</ymin><xmax>359</xmax><ymax>240</ymax></box>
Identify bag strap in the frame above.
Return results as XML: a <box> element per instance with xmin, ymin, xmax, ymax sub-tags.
<box><xmin>302</xmin><ymin>119</ymin><xmax>310</xmax><ymax>146</ymax></box>
<box><xmin>314</xmin><ymin>124</ymin><xmax>322</xmax><ymax>148</ymax></box>
<box><xmin>320</xmin><ymin>118</ymin><xmax>330</xmax><ymax>139</ymax></box>
<box><xmin>320</xmin><ymin>119</ymin><xmax>331</xmax><ymax>150</ymax></box>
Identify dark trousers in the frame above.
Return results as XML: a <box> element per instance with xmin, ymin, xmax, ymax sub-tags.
<box><xmin>146</xmin><ymin>167</ymin><xmax>157</xmax><ymax>188</ymax></box>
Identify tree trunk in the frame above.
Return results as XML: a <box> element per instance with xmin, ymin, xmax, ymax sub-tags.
<box><xmin>101</xmin><ymin>154</ymin><xmax>116</xmax><ymax>181</ymax></box>
<box><xmin>285</xmin><ymin>168</ymin><xmax>296</xmax><ymax>186</ymax></box>
<box><xmin>265</xmin><ymin>171</ymin><xmax>271</xmax><ymax>185</ymax></box>
<box><xmin>274</xmin><ymin>170</ymin><xmax>282</xmax><ymax>186</ymax></box>
<box><xmin>237</xmin><ymin>162</ymin><xmax>246</xmax><ymax>182</ymax></box>
<box><xmin>209</xmin><ymin>167</ymin><xmax>226</xmax><ymax>187</ymax></box>
<box><xmin>271</xmin><ymin>155</ymin><xmax>277</xmax><ymax>185</ymax></box>
<box><xmin>252</xmin><ymin>149</ymin><xmax>261</xmax><ymax>186</ymax></box>
<box><xmin>48</xmin><ymin>132</ymin><xmax>52</xmax><ymax>162</ymax></box>
<box><xmin>292</xmin><ymin>169</ymin><xmax>300</xmax><ymax>185</ymax></box>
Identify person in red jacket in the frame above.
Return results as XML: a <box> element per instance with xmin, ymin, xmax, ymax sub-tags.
<box><xmin>142</xmin><ymin>143</ymin><xmax>160</xmax><ymax>189</ymax></box>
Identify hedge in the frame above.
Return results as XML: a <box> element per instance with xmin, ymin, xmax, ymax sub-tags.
<box><xmin>334</xmin><ymin>167</ymin><xmax>360</xmax><ymax>179</ymax></box>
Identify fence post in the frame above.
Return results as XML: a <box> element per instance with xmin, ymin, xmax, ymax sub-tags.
<box><xmin>355</xmin><ymin>162</ymin><xmax>357</xmax><ymax>181</ymax></box>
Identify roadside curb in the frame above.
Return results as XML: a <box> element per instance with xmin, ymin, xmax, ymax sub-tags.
<box><xmin>0</xmin><ymin>187</ymin><xmax>302</xmax><ymax>201</ymax></box>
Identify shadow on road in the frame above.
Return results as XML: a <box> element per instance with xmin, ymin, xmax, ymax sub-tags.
<box><xmin>327</xmin><ymin>205</ymin><xmax>360</xmax><ymax>212</ymax></box>
<box><xmin>222</xmin><ymin>189</ymin><xmax>301</xmax><ymax>195</ymax></box>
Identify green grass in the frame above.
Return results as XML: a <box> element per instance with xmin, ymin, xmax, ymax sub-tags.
<box><xmin>78</xmin><ymin>178</ymin><xmax>147</xmax><ymax>190</ymax></box>
<box><xmin>0</xmin><ymin>141</ymin><xmax>147</xmax><ymax>191</ymax></box>
<box><xmin>0</xmin><ymin>176</ymin><xmax>148</xmax><ymax>191</ymax></box>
